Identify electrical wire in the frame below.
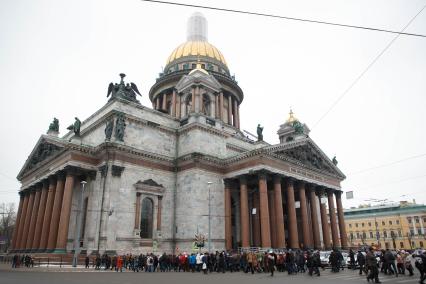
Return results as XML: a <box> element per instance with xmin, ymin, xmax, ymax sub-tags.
<box><xmin>348</xmin><ymin>152</ymin><xmax>426</xmax><ymax>175</ymax></box>
<box><xmin>140</xmin><ymin>0</ymin><xmax>426</xmax><ymax>38</ymax></box>
<box><xmin>311</xmin><ymin>3</ymin><xmax>426</xmax><ymax>129</ymax></box>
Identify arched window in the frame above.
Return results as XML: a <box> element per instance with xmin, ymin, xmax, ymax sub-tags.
<box><xmin>140</xmin><ymin>198</ymin><xmax>154</xmax><ymax>239</ymax></box>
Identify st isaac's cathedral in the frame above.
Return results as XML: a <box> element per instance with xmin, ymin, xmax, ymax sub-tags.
<box><xmin>11</xmin><ymin>13</ymin><xmax>348</xmax><ymax>255</ymax></box>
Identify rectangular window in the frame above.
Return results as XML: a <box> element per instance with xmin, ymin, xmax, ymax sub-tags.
<box><xmin>370</xmin><ymin>232</ymin><xmax>374</xmax><ymax>238</ymax></box>
<box><xmin>362</xmin><ymin>223</ymin><xmax>365</xmax><ymax>227</ymax></box>
<box><xmin>408</xmin><ymin>218</ymin><xmax>412</xmax><ymax>224</ymax></box>
<box><xmin>368</xmin><ymin>222</ymin><xmax>372</xmax><ymax>227</ymax></box>
<box><xmin>396</xmin><ymin>220</ymin><xmax>400</xmax><ymax>225</ymax></box>
<box><xmin>349</xmin><ymin>224</ymin><xmax>352</xmax><ymax>228</ymax></box>
<box><xmin>356</xmin><ymin>232</ymin><xmax>360</xmax><ymax>239</ymax></box>
<box><xmin>418</xmin><ymin>228</ymin><xmax>422</xmax><ymax>235</ymax></box>
<box><xmin>389</xmin><ymin>221</ymin><xmax>393</xmax><ymax>225</ymax></box>
<box><xmin>410</xmin><ymin>229</ymin><xmax>415</xmax><ymax>236</ymax></box>
<box><xmin>356</xmin><ymin>223</ymin><xmax>359</xmax><ymax>228</ymax></box>
<box><xmin>400</xmin><ymin>242</ymin><xmax>404</xmax><ymax>248</ymax></box>
<box><xmin>382</xmin><ymin>221</ymin><xmax>386</xmax><ymax>226</ymax></box>
<box><xmin>416</xmin><ymin>218</ymin><xmax>420</xmax><ymax>223</ymax></box>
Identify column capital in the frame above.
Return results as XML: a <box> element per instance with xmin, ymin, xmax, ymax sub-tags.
<box><xmin>326</xmin><ymin>188</ymin><xmax>336</xmax><ymax>195</ymax></box>
<box><xmin>258</xmin><ymin>171</ymin><xmax>268</xmax><ymax>180</ymax></box>
<box><xmin>238</xmin><ymin>175</ymin><xmax>247</xmax><ymax>185</ymax></box>
<box><xmin>111</xmin><ymin>165</ymin><xmax>125</xmax><ymax>177</ymax></box>
<box><xmin>316</xmin><ymin>187</ymin><xmax>327</xmax><ymax>197</ymax></box>
<box><xmin>295</xmin><ymin>180</ymin><xmax>306</xmax><ymax>189</ymax></box>
<box><xmin>56</xmin><ymin>170</ymin><xmax>66</xmax><ymax>181</ymax></box>
<box><xmin>334</xmin><ymin>190</ymin><xmax>343</xmax><ymax>198</ymax></box>
<box><xmin>305</xmin><ymin>183</ymin><xmax>316</xmax><ymax>191</ymax></box>
<box><xmin>224</xmin><ymin>178</ymin><xmax>235</xmax><ymax>188</ymax></box>
<box><xmin>98</xmin><ymin>164</ymin><xmax>108</xmax><ymax>178</ymax></box>
<box><xmin>27</xmin><ymin>187</ymin><xmax>37</xmax><ymax>194</ymax></box>
<box><xmin>284</xmin><ymin>176</ymin><xmax>295</xmax><ymax>186</ymax></box>
<box><xmin>48</xmin><ymin>175</ymin><xmax>57</xmax><ymax>185</ymax></box>
<box><xmin>18</xmin><ymin>190</ymin><xmax>25</xmax><ymax>197</ymax></box>
<box><xmin>34</xmin><ymin>185</ymin><xmax>43</xmax><ymax>193</ymax></box>
<box><xmin>273</xmin><ymin>174</ymin><xmax>281</xmax><ymax>184</ymax></box>
<box><xmin>64</xmin><ymin>166</ymin><xmax>79</xmax><ymax>176</ymax></box>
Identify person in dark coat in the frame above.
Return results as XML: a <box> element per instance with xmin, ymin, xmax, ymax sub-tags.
<box><xmin>415</xmin><ymin>251</ymin><xmax>426</xmax><ymax>284</ymax></box>
<box><xmin>85</xmin><ymin>256</ymin><xmax>90</xmax><ymax>268</ymax></box>
<box><xmin>366</xmin><ymin>247</ymin><xmax>381</xmax><ymax>283</ymax></box>
<box><xmin>329</xmin><ymin>250</ymin><xmax>339</xmax><ymax>272</ymax></box>
<box><xmin>357</xmin><ymin>250</ymin><xmax>366</xmax><ymax>275</ymax></box>
<box><xmin>349</xmin><ymin>249</ymin><xmax>356</xmax><ymax>270</ymax></box>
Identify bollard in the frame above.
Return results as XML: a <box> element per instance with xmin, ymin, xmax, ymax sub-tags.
<box><xmin>47</xmin><ymin>257</ymin><xmax>49</xmax><ymax>267</ymax></box>
<box><xmin>60</xmin><ymin>256</ymin><xmax>62</xmax><ymax>268</ymax></box>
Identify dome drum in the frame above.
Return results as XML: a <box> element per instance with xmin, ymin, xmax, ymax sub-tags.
<box><xmin>148</xmin><ymin>12</ymin><xmax>243</xmax><ymax>130</ymax></box>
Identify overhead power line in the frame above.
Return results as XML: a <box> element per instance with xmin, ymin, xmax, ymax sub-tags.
<box><xmin>311</xmin><ymin>3</ymin><xmax>426</xmax><ymax>129</ymax></box>
<box><xmin>140</xmin><ymin>0</ymin><xmax>426</xmax><ymax>38</ymax></box>
<box><xmin>348</xmin><ymin>152</ymin><xmax>426</xmax><ymax>175</ymax></box>
<box><xmin>355</xmin><ymin>173</ymin><xmax>426</xmax><ymax>192</ymax></box>
<box><xmin>0</xmin><ymin>171</ymin><xmax>16</xmax><ymax>182</ymax></box>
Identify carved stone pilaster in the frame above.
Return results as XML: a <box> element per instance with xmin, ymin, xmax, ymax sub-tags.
<box><xmin>111</xmin><ymin>165</ymin><xmax>125</xmax><ymax>177</ymax></box>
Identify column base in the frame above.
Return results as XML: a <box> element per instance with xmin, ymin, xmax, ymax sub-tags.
<box><xmin>51</xmin><ymin>248</ymin><xmax>67</xmax><ymax>254</ymax></box>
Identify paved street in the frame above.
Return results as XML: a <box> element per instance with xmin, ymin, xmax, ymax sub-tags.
<box><xmin>0</xmin><ymin>265</ymin><xmax>422</xmax><ymax>284</ymax></box>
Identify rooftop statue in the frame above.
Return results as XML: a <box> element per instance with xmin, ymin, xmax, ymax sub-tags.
<box><xmin>107</xmin><ymin>73</ymin><xmax>141</xmax><ymax>103</ymax></box>
<box><xmin>47</xmin><ymin>117</ymin><xmax>59</xmax><ymax>133</ymax></box>
<box><xmin>332</xmin><ymin>156</ymin><xmax>338</xmax><ymax>166</ymax></box>
<box><xmin>67</xmin><ymin>117</ymin><xmax>81</xmax><ymax>136</ymax></box>
<box><xmin>292</xmin><ymin>120</ymin><xmax>304</xmax><ymax>134</ymax></box>
<box><xmin>257</xmin><ymin>124</ymin><xmax>263</xmax><ymax>141</ymax></box>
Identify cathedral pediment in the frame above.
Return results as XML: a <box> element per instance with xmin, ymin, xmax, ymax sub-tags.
<box><xmin>267</xmin><ymin>139</ymin><xmax>345</xmax><ymax>179</ymax></box>
<box><xmin>17</xmin><ymin>136</ymin><xmax>66</xmax><ymax>180</ymax></box>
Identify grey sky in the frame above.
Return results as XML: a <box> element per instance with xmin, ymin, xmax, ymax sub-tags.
<box><xmin>1</xmin><ymin>0</ymin><xmax>425</xmax><ymax>209</ymax></box>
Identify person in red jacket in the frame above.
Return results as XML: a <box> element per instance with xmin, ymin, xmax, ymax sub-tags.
<box><xmin>117</xmin><ymin>256</ymin><xmax>123</xmax><ymax>272</ymax></box>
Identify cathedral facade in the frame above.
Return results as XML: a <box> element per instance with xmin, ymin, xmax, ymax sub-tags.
<box><xmin>10</xmin><ymin>13</ymin><xmax>347</xmax><ymax>255</ymax></box>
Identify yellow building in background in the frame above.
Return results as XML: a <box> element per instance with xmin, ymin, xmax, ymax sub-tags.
<box><xmin>344</xmin><ymin>202</ymin><xmax>426</xmax><ymax>250</ymax></box>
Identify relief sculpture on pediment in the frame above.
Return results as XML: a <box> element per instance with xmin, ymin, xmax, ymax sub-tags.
<box><xmin>26</xmin><ymin>142</ymin><xmax>62</xmax><ymax>171</ymax></box>
<box><xmin>279</xmin><ymin>145</ymin><xmax>333</xmax><ymax>174</ymax></box>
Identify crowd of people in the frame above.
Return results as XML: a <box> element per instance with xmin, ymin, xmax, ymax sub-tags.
<box><xmin>11</xmin><ymin>254</ymin><xmax>34</xmax><ymax>268</ymax></box>
<box><xmin>347</xmin><ymin>247</ymin><xmax>426</xmax><ymax>283</ymax></box>
<box><xmin>9</xmin><ymin>247</ymin><xmax>426</xmax><ymax>283</ymax></box>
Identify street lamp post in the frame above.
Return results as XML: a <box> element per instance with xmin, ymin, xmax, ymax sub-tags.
<box><xmin>72</xmin><ymin>180</ymin><xmax>87</xmax><ymax>268</ymax></box>
<box><xmin>207</xmin><ymin>181</ymin><xmax>212</xmax><ymax>253</ymax></box>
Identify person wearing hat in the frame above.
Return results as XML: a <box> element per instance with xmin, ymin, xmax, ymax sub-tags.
<box><xmin>366</xmin><ymin>247</ymin><xmax>381</xmax><ymax>283</ymax></box>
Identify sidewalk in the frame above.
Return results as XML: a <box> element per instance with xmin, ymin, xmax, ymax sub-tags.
<box><xmin>0</xmin><ymin>262</ymin><xmax>107</xmax><ymax>272</ymax></box>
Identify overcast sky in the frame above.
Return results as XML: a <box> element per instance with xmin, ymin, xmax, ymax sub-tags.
<box><xmin>1</xmin><ymin>0</ymin><xmax>425</xmax><ymax>209</ymax></box>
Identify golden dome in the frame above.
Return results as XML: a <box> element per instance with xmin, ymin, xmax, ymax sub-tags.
<box><xmin>166</xmin><ymin>41</ymin><xmax>227</xmax><ymax>67</ymax></box>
